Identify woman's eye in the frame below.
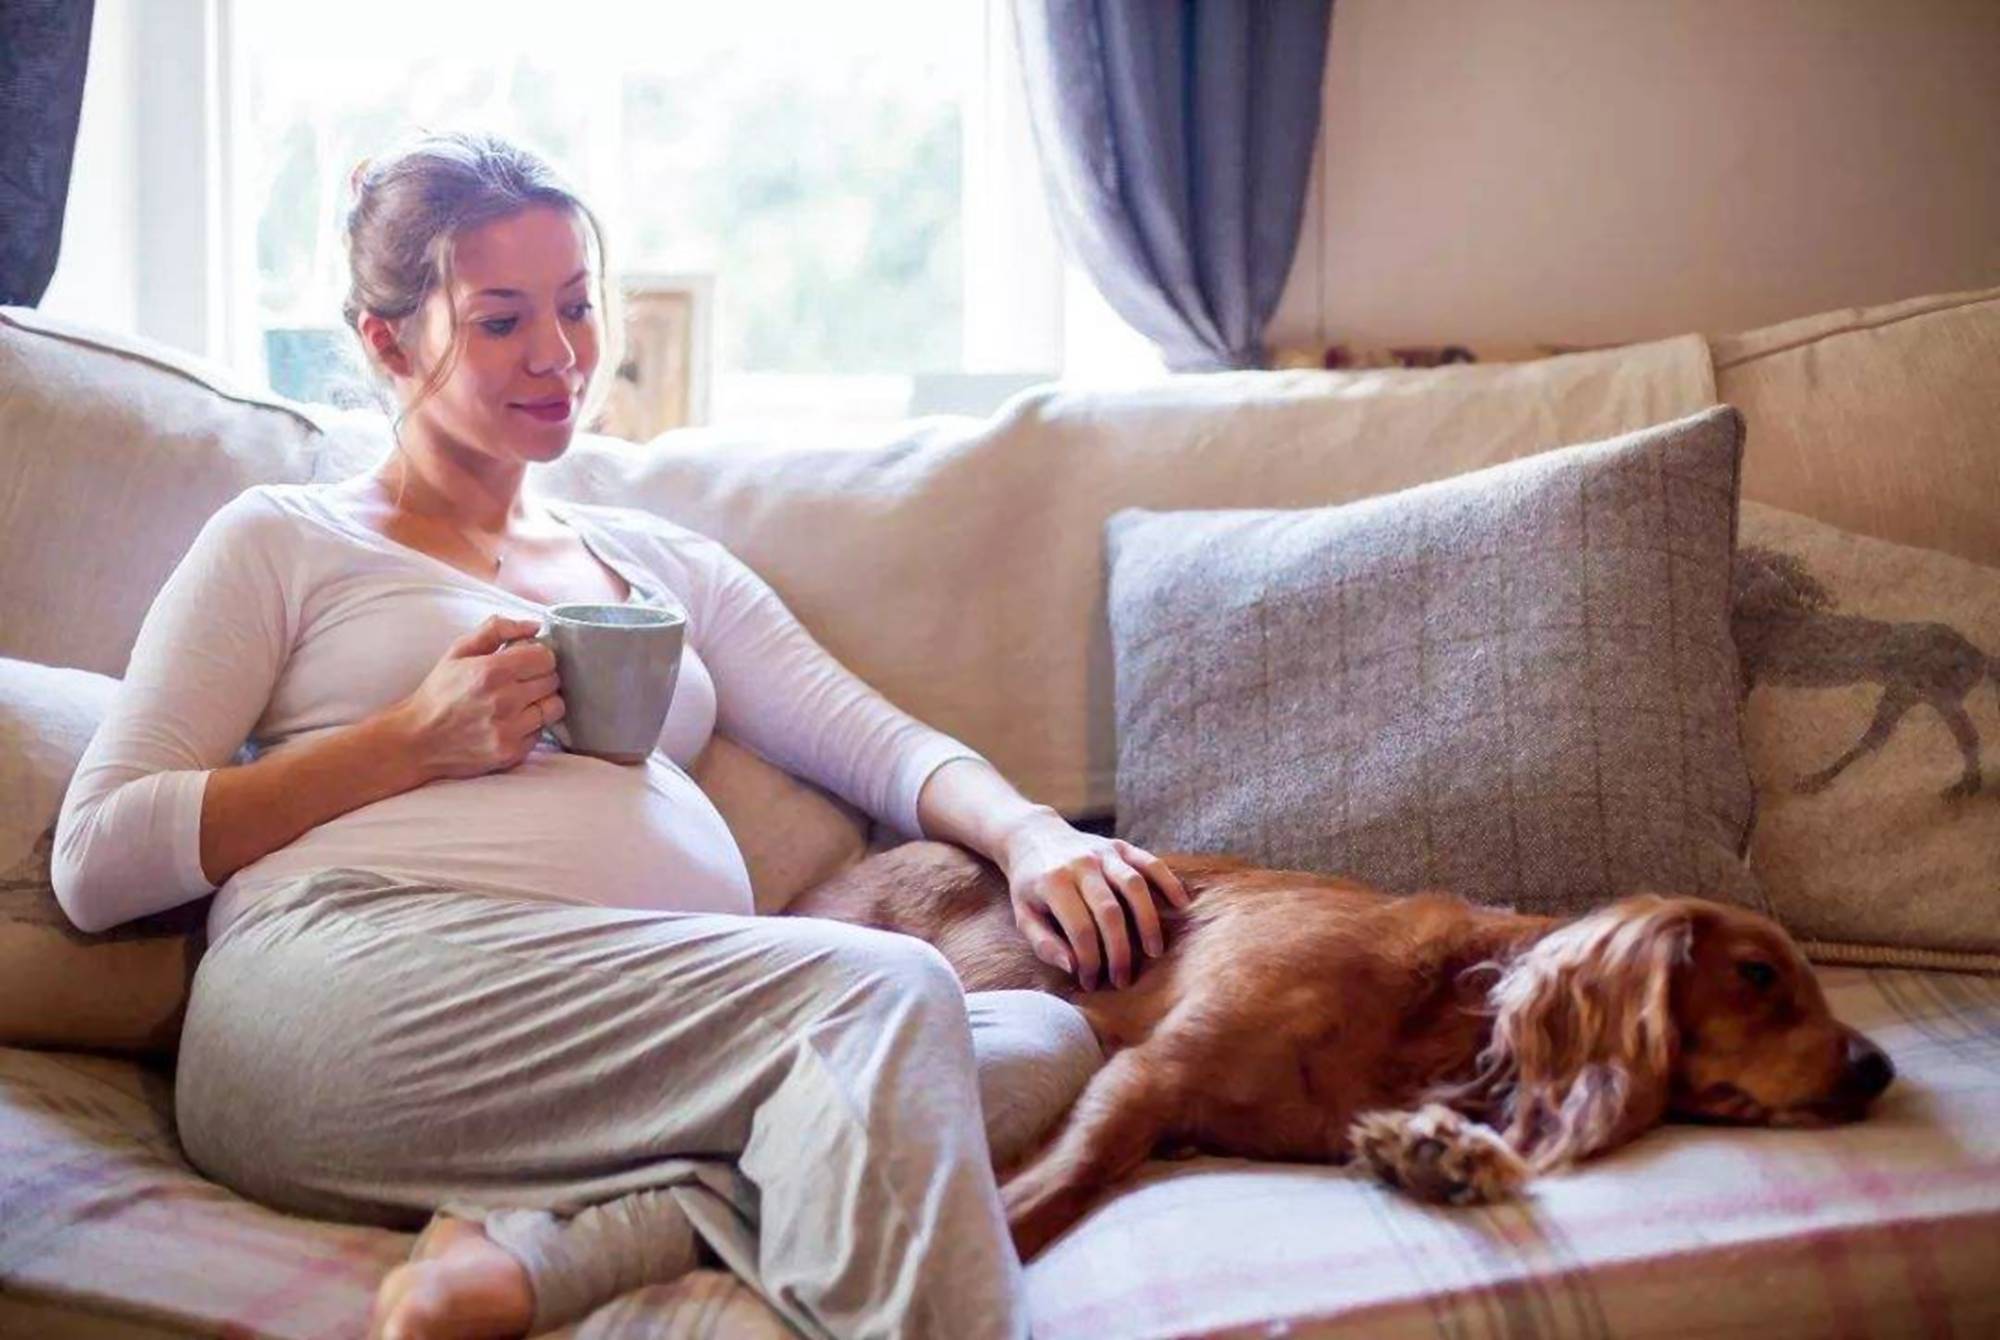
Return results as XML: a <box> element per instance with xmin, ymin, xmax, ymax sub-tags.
<box><xmin>480</xmin><ymin>317</ymin><xmax>517</xmax><ymax>336</ymax></box>
<box><xmin>1736</xmin><ymin>960</ymin><xmax>1778</xmax><ymax>990</ymax></box>
<box><xmin>565</xmin><ymin>301</ymin><xmax>594</xmax><ymax>320</ymax></box>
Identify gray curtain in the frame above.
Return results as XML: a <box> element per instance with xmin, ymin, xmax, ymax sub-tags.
<box><xmin>1</xmin><ymin>0</ymin><xmax>95</xmax><ymax>307</ymax></box>
<box><xmin>1012</xmin><ymin>0</ymin><xmax>1334</xmax><ymax>372</ymax></box>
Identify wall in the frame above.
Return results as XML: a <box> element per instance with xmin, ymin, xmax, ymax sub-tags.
<box><xmin>1266</xmin><ymin>0</ymin><xmax>2000</xmax><ymax>351</ymax></box>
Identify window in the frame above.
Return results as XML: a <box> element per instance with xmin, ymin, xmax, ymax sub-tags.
<box><xmin>229</xmin><ymin>0</ymin><xmax>1162</xmax><ymax>433</ymax></box>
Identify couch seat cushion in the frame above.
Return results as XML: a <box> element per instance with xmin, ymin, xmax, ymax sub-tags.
<box><xmin>1023</xmin><ymin>966</ymin><xmax>2000</xmax><ymax>1338</ymax></box>
<box><xmin>4</xmin><ymin>967</ymin><xmax>1995</xmax><ymax>1338</ymax></box>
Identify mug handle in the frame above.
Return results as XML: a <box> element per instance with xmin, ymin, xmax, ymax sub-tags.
<box><xmin>501</xmin><ymin>626</ymin><xmax>572</xmax><ymax>750</ymax></box>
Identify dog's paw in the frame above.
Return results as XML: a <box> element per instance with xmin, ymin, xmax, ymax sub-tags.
<box><xmin>1347</xmin><ymin>1104</ymin><xmax>1528</xmax><ymax>1206</ymax></box>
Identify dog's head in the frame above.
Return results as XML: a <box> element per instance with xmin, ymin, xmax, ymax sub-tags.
<box><xmin>1477</xmin><ymin>895</ymin><xmax>1892</xmax><ymax>1170</ymax></box>
<box><xmin>1664</xmin><ymin>899</ymin><xmax>1894</xmax><ymax>1128</ymax></box>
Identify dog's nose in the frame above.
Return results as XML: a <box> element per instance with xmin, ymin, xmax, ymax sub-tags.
<box><xmin>1843</xmin><ymin>1035</ymin><xmax>1894</xmax><ymax>1099</ymax></box>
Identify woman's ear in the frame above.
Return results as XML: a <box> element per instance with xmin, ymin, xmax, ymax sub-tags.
<box><xmin>1484</xmin><ymin>897</ymin><xmax>1694</xmax><ymax>1171</ymax></box>
<box><xmin>357</xmin><ymin>312</ymin><xmax>414</xmax><ymax>379</ymax></box>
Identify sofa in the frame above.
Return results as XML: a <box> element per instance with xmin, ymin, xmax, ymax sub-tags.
<box><xmin>2</xmin><ymin>284</ymin><xmax>1996</xmax><ymax>1338</ymax></box>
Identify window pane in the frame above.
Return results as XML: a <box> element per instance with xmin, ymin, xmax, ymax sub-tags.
<box><xmin>235</xmin><ymin>0</ymin><xmax>974</xmax><ymax>424</ymax></box>
<box><xmin>617</xmin><ymin>6</ymin><xmax>966</xmax><ymax>376</ymax></box>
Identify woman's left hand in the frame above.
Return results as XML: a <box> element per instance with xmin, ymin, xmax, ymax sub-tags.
<box><xmin>997</xmin><ymin>814</ymin><xmax>1190</xmax><ymax>992</ymax></box>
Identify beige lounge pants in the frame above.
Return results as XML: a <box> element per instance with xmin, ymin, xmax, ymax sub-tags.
<box><xmin>173</xmin><ymin>867</ymin><xmax>1103</xmax><ymax>1338</ymax></box>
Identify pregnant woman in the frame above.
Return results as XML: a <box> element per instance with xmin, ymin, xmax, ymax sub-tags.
<box><xmin>51</xmin><ymin>130</ymin><xmax>1184</xmax><ymax>1340</ymax></box>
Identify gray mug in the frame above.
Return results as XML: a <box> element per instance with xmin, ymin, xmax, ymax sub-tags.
<box><xmin>506</xmin><ymin>603</ymin><xmax>686</xmax><ymax>764</ymax></box>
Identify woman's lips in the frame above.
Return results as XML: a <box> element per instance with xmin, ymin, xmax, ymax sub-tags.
<box><xmin>511</xmin><ymin>399</ymin><xmax>573</xmax><ymax>423</ymax></box>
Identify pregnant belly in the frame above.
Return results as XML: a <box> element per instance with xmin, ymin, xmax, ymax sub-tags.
<box><xmin>218</xmin><ymin>748</ymin><xmax>755</xmax><ymax>928</ymax></box>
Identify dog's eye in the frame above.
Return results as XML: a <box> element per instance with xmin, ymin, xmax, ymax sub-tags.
<box><xmin>1736</xmin><ymin>960</ymin><xmax>1778</xmax><ymax>991</ymax></box>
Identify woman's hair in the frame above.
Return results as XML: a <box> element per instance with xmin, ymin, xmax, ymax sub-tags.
<box><xmin>341</xmin><ymin>128</ymin><xmax>624</xmax><ymax>430</ymax></box>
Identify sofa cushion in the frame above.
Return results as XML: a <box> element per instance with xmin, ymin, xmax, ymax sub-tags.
<box><xmin>684</xmin><ymin>734</ymin><xmax>870</xmax><ymax>915</ymax></box>
<box><xmin>0</xmin><ymin>306</ymin><xmax>386</xmax><ymax>678</ymax></box>
<box><xmin>1024</xmin><ymin>966</ymin><xmax>2000</xmax><ymax>1338</ymax></box>
<box><xmin>7</xmin><ymin>965</ymin><xmax>1993</xmax><ymax>1337</ymax></box>
<box><xmin>1105</xmin><ymin>406</ymin><xmax>1763</xmax><ymax>918</ymax></box>
<box><xmin>1714</xmin><ymin>283</ymin><xmax>2000</xmax><ymax>568</ymax></box>
<box><xmin>0</xmin><ymin>659</ymin><xmax>202</xmax><ymax>1055</ymax></box>
<box><xmin>1735</xmin><ymin>501</ymin><xmax>1999</xmax><ymax>970</ymax></box>
<box><xmin>529</xmin><ymin>335</ymin><xmax>1717</xmax><ymax>816</ymax></box>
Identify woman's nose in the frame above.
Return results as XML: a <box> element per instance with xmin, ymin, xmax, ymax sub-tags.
<box><xmin>1842</xmin><ymin>1034</ymin><xmax>1894</xmax><ymax>1099</ymax></box>
<box><xmin>526</xmin><ymin>317</ymin><xmax>577</xmax><ymax>376</ymax></box>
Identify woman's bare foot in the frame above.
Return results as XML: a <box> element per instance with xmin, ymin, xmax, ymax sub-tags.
<box><xmin>367</xmin><ymin>1214</ymin><xmax>537</xmax><ymax>1340</ymax></box>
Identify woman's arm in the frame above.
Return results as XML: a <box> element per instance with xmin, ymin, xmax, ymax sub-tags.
<box><xmin>194</xmin><ymin>611</ymin><xmax>554</xmax><ymax>889</ymax></box>
<box><xmin>676</xmin><ymin>530</ymin><xmax>987</xmax><ymax>839</ymax></box>
<box><xmin>56</xmin><ymin>492</ymin><xmax>470</xmax><ymax>931</ymax></box>
<box><xmin>192</xmin><ymin>710</ymin><xmax>426</xmax><ymax>891</ymax></box>
<box><xmin>911</xmin><ymin>755</ymin><xmax>1052</xmax><ymax>859</ymax></box>
<box><xmin>53</xmin><ymin>493</ymin><xmax>299</xmax><ymax>931</ymax></box>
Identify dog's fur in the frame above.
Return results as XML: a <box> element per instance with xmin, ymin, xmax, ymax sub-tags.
<box><xmin>788</xmin><ymin>842</ymin><xmax>1896</xmax><ymax>1258</ymax></box>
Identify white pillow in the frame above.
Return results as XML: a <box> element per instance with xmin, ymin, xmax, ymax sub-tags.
<box><xmin>0</xmin><ymin>658</ymin><xmax>119</xmax><ymax>869</ymax></box>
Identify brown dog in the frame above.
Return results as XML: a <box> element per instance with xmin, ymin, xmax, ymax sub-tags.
<box><xmin>788</xmin><ymin>842</ymin><xmax>1896</xmax><ymax>1258</ymax></box>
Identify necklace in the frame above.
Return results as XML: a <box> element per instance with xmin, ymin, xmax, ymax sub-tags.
<box><xmin>381</xmin><ymin>452</ymin><xmax>512</xmax><ymax>575</ymax></box>
<box><xmin>450</xmin><ymin>521</ymin><xmax>508</xmax><ymax>574</ymax></box>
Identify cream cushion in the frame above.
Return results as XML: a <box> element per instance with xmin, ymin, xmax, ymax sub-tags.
<box><xmin>0</xmin><ymin>303</ymin><xmax>1732</xmax><ymax>817</ymax></box>
<box><xmin>533</xmin><ymin>336</ymin><xmax>1717</xmax><ymax>814</ymax></box>
<box><xmin>1715</xmin><ymin>283</ymin><xmax>2000</xmax><ymax>568</ymax></box>
<box><xmin>0</xmin><ymin>306</ymin><xmax>384</xmax><ymax>678</ymax></box>
<box><xmin>1735</xmin><ymin>502</ymin><xmax>1999</xmax><ymax>970</ymax></box>
<box><xmin>0</xmin><ymin>659</ymin><xmax>201</xmax><ymax>1054</ymax></box>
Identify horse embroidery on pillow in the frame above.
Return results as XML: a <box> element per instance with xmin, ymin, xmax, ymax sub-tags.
<box><xmin>1733</xmin><ymin>547</ymin><xmax>1996</xmax><ymax>799</ymax></box>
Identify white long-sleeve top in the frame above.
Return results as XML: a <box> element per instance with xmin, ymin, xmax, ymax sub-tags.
<box><xmin>52</xmin><ymin>482</ymin><xmax>984</xmax><ymax>941</ymax></box>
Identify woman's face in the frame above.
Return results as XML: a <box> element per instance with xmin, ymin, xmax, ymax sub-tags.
<box><xmin>392</xmin><ymin>204</ymin><xmax>602</xmax><ymax>466</ymax></box>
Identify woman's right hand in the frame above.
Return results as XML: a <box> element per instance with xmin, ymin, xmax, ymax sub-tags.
<box><xmin>391</xmin><ymin>615</ymin><xmax>566</xmax><ymax>781</ymax></box>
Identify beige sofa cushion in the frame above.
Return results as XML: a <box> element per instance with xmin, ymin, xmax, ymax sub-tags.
<box><xmin>535</xmin><ymin>335</ymin><xmax>1717</xmax><ymax>815</ymax></box>
<box><xmin>1715</xmin><ymin>284</ymin><xmax>2000</xmax><ymax>568</ymax></box>
<box><xmin>1734</xmin><ymin>502</ymin><xmax>1999</xmax><ymax>971</ymax></box>
<box><xmin>686</xmin><ymin>735</ymin><xmax>869</xmax><ymax>915</ymax></box>
<box><xmin>0</xmin><ymin>659</ymin><xmax>202</xmax><ymax>1055</ymax></box>
<box><xmin>0</xmin><ymin>306</ymin><xmax>386</xmax><ymax>678</ymax></box>
<box><xmin>0</xmin><ymin>301</ymin><xmax>1723</xmax><ymax>819</ymax></box>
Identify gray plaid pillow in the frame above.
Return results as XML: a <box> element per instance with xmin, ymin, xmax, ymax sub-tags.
<box><xmin>1106</xmin><ymin>405</ymin><xmax>1767</xmax><ymax>918</ymax></box>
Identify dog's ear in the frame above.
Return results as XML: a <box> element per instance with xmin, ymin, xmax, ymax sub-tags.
<box><xmin>1480</xmin><ymin>896</ymin><xmax>1694</xmax><ymax>1171</ymax></box>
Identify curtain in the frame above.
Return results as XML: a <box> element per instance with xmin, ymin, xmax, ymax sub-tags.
<box><xmin>1</xmin><ymin>0</ymin><xmax>96</xmax><ymax>307</ymax></box>
<box><xmin>1012</xmin><ymin>0</ymin><xmax>1334</xmax><ymax>372</ymax></box>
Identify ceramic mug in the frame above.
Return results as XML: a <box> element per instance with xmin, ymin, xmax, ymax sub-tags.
<box><xmin>505</xmin><ymin>602</ymin><xmax>686</xmax><ymax>764</ymax></box>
